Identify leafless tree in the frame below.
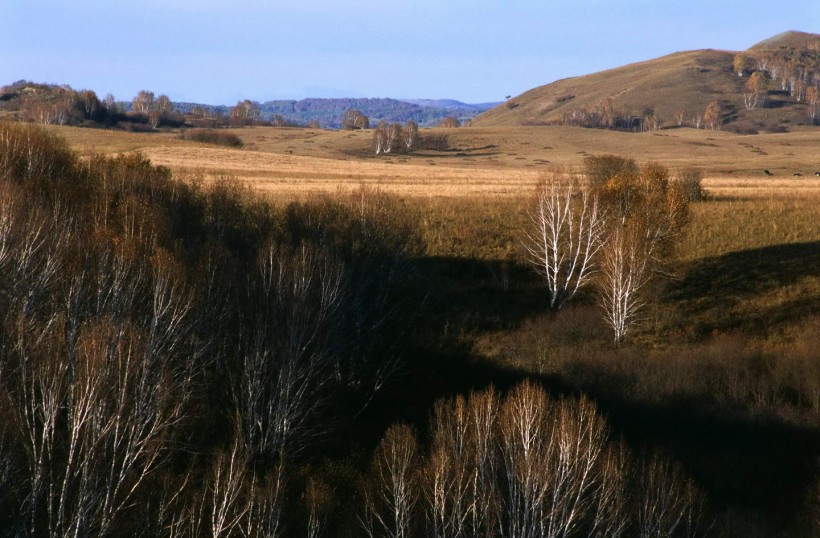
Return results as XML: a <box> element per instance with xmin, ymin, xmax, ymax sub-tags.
<box><xmin>598</xmin><ymin>226</ymin><xmax>650</xmax><ymax>343</ymax></box>
<box><xmin>524</xmin><ymin>172</ymin><xmax>606</xmax><ymax>310</ymax></box>
<box><xmin>807</xmin><ymin>86</ymin><xmax>820</xmax><ymax>124</ymax></box>
<box><xmin>438</xmin><ymin>116</ymin><xmax>460</xmax><ymax>128</ymax></box>
<box><xmin>78</xmin><ymin>90</ymin><xmax>99</xmax><ymax>118</ymax></box>
<box><xmin>374</xmin><ymin>121</ymin><xmax>404</xmax><ymax>155</ymax></box>
<box><xmin>703</xmin><ymin>101</ymin><xmax>722</xmax><ymax>131</ymax></box>
<box><xmin>402</xmin><ymin>120</ymin><xmax>419</xmax><ymax>151</ymax></box>
<box><xmin>342</xmin><ymin>109</ymin><xmax>369</xmax><ymax>130</ymax></box>
<box><xmin>427</xmin><ymin>396</ymin><xmax>474</xmax><ymax>537</ymax></box>
<box><xmin>743</xmin><ymin>72</ymin><xmax>767</xmax><ymax>110</ymax></box>
<box><xmin>132</xmin><ymin>90</ymin><xmax>155</xmax><ymax>115</ymax></box>
<box><xmin>233</xmin><ymin>241</ymin><xmax>345</xmax><ymax>460</ymax></box>
<box><xmin>362</xmin><ymin>424</ymin><xmax>419</xmax><ymax>538</ymax></box>
<box><xmin>636</xmin><ymin>454</ymin><xmax>705</xmax><ymax>538</ymax></box>
<box><xmin>230</xmin><ymin>100</ymin><xmax>260</xmax><ymax>127</ymax></box>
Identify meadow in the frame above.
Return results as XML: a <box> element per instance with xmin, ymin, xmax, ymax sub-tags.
<box><xmin>4</xmin><ymin>122</ymin><xmax>817</xmax><ymax>536</ymax></box>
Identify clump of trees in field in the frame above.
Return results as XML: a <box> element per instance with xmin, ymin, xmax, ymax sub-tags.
<box><xmin>342</xmin><ymin>109</ymin><xmax>370</xmax><ymax>130</ymax></box>
<box><xmin>372</xmin><ymin>119</ymin><xmax>419</xmax><ymax>155</ymax></box>
<box><xmin>525</xmin><ymin>155</ymin><xmax>693</xmax><ymax>342</ymax></box>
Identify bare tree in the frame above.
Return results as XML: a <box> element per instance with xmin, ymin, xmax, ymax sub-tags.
<box><xmin>230</xmin><ymin>100</ymin><xmax>260</xmax><ymax>127</ymax></box>
<box><xmin>234</xmin><ymin>241</ymin><xmax>345</xmax><ymax>460</ymax></box>
<box><xmin>524</xmin><ymin>172</ymin><xmax>606</xmax><ymax>310</ymax></box>
<box><xmin>743</xmin><ymin>72</ymin><xmax>767</xmax><ymax>110</ymax></box>
<box><xmin>402</xmin><ymin>120</ymin><xmax>419</xmax><ymax>151</ymax></box>
<box><xmin>78</xmin><ymin>89</ymin><xmax>99</xmax><ymax>118</ymax></box>
<box><xmin>807</xmin><ymin>85</ymin><xmax>820</xmax><ymax>124</ymax></box>
<box><xmin>342</xmin><ymin>109</ymin><xmax>369</xmax><ymax>130</ymax></box>
<box><xmin>373</xmin><ymin>121</ymin><xmax>389</xmax><ymax>155</ymax></box>
<box><xmin>636</xmin><ymin>454</ymin><xmax>705</xmax><ymax>538</ymax></box>
<box><xmin>598</xmin><ymin>226</ymin><xmax>651</xmax><ymax>344</ymax></box>
<box><xmin>703</xmin><ymin>101</ymin><xmax>722</xmax><ymax>130</ymax></box>
<box><xmin>438</xmin><ymin>116</ymin><xmax>460</xmax><ymax>128</ymax></box>
<box><xmin>373</xmin><ymin>121</ymin><xmax>404</xmax><ymax>155</ymax></box>
<box><xmin>362</xmin><ymin>424</ymin><xmax>419</xmax><ymax>538</ymax></box>
<box><xmin>132</xmin><ymin>90</ymin><xmax>155</xmax><ymax>115</ymax></box>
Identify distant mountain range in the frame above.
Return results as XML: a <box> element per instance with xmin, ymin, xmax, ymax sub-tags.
<box><xmin>173</xmin><ymin>98</ymin><xmax>500</xmax><ymax>128</ymax></box>
<box><xmin>0</xmin><ymin>79</ymin><xmax>499</xmax><ymax>130</ymax></box>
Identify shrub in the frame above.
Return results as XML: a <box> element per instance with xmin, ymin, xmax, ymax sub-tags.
<box><xmin>676</xmin><ymin>167</ymin><xmax>706</xmax><ymax>202</ymax></box>
<box><xmin>583</xmin><ymin>154</ymin><xmax>639</xmax><ymax>186</ymax></box>
<box><xmin>182</xmin><ymin>128</ymin><xmax>243</xmax><ymax>148</ymax></box>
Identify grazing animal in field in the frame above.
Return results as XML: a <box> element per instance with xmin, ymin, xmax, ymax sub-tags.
<box><xmin>763</xmin><ymin>170</ymin><xmax>773</xmax><ymax>176</ymax></box>
<box><xmin>815</xmin><ymin>172</ymin><xmax>820</xmax><ymax>177</ymax></box>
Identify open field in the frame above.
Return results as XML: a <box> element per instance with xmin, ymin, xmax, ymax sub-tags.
<box><xmin>56</xmin><ymin>125</ymin><xmax>820</xmax><ymax>200</ymax></box>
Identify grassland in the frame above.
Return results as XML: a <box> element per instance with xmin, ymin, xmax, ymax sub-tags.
<box><xmin>56</xmin><ymin>124</ymin><xmax>820</xmax><ymax>197</ymax></box>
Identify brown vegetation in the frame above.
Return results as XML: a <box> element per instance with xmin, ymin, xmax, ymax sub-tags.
<box><xmin>0</xmin><ymin>120</ymin><xmax>818</xmax><ymax>535</ymax></box>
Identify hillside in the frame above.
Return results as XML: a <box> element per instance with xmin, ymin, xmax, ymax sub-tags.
<box><xmin>474</xmin><ymin>31</ymin><xmax>820</xmax><ymax>132</ymax></box>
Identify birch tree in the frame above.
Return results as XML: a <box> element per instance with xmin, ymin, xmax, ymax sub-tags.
<box><xmin>525</xmin><ymin>172</ymin><xmax>606</xmax><ymax>310</ymax></box>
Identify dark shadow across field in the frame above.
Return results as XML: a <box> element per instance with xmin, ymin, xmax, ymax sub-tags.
<box><xmin>346</xmin><ymin>252</ymin><xmax>820</xmax><ymax>534</ymax></box>
<box><xmin>668</xmin><ymin>241</ymin><xmax>820</xmax><ymax>336</ymax></box>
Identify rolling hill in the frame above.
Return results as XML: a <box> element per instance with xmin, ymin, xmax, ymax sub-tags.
<box><xmin>473</xmin><ymin>31</ymin><xmax>820</xmax><ymax>132</ymax></box>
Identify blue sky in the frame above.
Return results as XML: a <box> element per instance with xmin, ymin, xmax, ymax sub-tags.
<box><xmin>2</xmin><ymin>1</ymin><xmax>818</xmax><ymax>105</ymax></box>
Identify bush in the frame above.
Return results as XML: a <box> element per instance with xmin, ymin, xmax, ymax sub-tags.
<box><xmin>182</xmin><ymin>128</ymin><xmax>243</xmax><ymax>148</ymax></box>
<box><xmin>583</xmin><ymin>154</ymin><xmax>639</xmax><ymax>186</ymax></box>
<box><xmin>676</xmin><ymin>167</ymin><xmax>706</xmax><ymax>202</ymax></box>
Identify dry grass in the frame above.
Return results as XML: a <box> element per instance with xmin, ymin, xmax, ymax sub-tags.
<box><xmin>55</xmin><ymin>124</ymin><xmax>820</xmax><ymax>203</ymax></box>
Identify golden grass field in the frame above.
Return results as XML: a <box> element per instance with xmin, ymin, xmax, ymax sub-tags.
<box><xmin>54</xmin><ymin>124</ymin><xmax>820</xmax><ymax>265</ymax></box>
<box><xmin>55</xmin><ymin>124</ymin><xmax>820</xmax><ymax>200</ymax></box>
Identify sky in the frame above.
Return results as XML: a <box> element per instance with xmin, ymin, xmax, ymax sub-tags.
<box><xmin>2</xmin><ymin>1</ymin><xmax>819</xmax><ymax>105</ymax></box>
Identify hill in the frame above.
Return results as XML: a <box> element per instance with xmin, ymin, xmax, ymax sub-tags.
<box><xmin>399</xmin><ymin>99</ymin><xmax>500</xmax><ymax>111</ymax></box>
<box><xmin>474</xmin><ymin>31</ymin><xmax>820</xmax><ymax>132</ymax></box>
<box><xmin>748</xmin><ymin>30</ymin><xmax>820</xmax><ymax>51</ymax></box>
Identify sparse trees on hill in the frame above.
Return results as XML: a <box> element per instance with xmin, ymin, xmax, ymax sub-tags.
<box><xmin>743</xmin><ymin>72</ymin><xmax>767</xmax><ymax>110</ymax></box>
<box><xmin>807</xmin><ymin>85</ymin><xmax>820</xmax><ymax>124</ymax></box>
<box><xmin>733</xmin><ymin>53</ymin><xmax>750</xmax><ymax>77</ymax></box>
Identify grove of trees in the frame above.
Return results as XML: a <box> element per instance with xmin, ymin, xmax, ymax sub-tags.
<box><xmin>525</xmin><ymin>156</ymin><xmax>690</xmax><ymax>342</ymax></box>
<box><xmin>342</xmin><ymin>109</ymin><xmax>370</xmax><ymax>130</ymax></box>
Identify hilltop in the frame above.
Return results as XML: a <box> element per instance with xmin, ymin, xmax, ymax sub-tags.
<box><xmin>474</xmin><ymin>31</ymin><xmax>820</xmax><ymax>133</ymax></box>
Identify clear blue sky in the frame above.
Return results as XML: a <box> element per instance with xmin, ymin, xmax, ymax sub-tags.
<box><xmin>2</xmin><ymin>1</ymin><xmax>818</xmax><ymax>105</ymax></box>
